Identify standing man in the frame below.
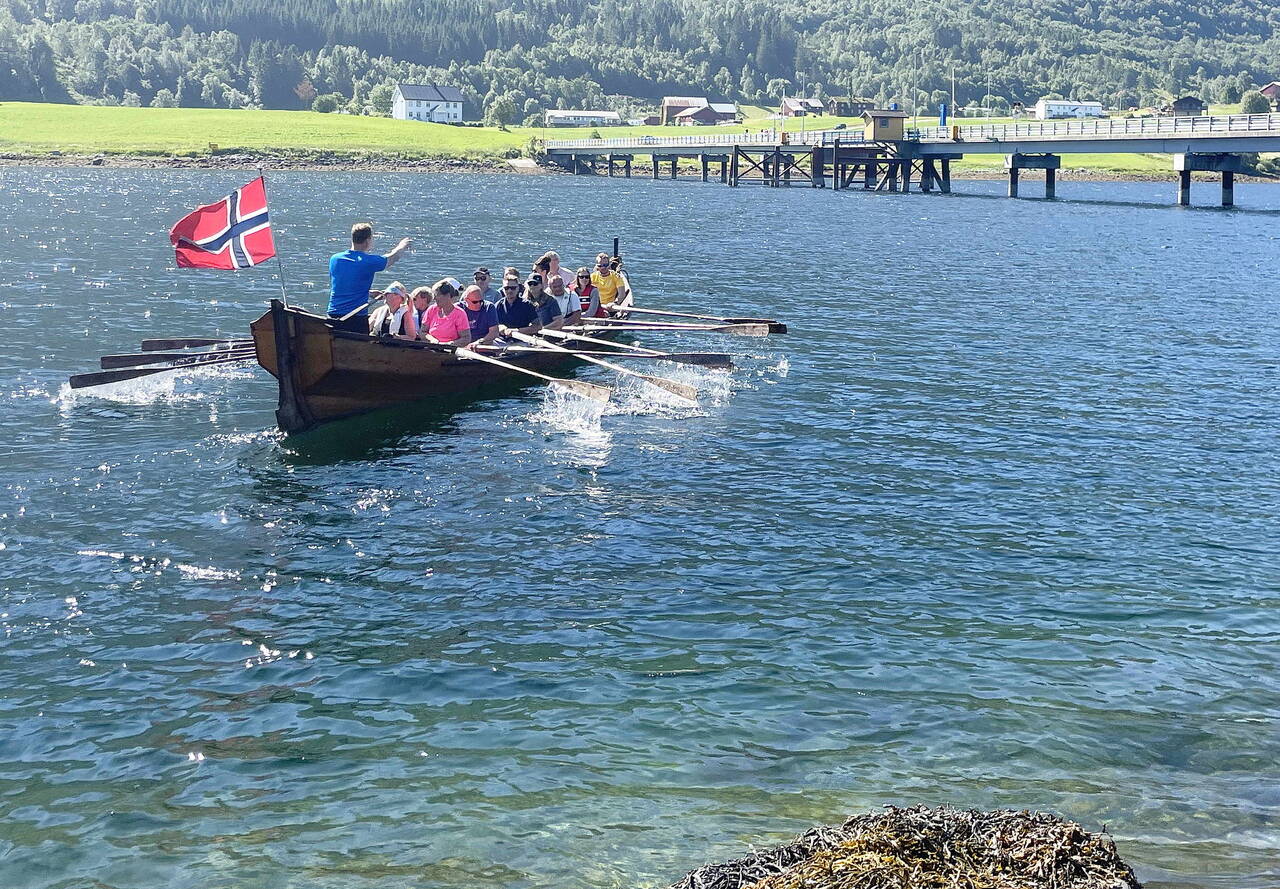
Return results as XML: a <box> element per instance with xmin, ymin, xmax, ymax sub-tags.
<box><xmin>327</xmin><ymin>223</ymin><xmax>412</xmax><ymax>333</ymax></box>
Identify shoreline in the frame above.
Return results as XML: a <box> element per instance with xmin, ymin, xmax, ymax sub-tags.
<box><xmin>1</xmin><ymin>151</ymin><xmax>1274</xmax><ymax>183</ymax></box>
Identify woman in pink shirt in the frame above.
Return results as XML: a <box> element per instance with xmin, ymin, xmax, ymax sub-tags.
<box><xmin>416</xmin><ymin>280</ymin><xmax>472</xmax><ymax>347</ymax></box>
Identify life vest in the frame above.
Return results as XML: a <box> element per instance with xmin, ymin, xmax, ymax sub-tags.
<box><xmin>577</xmin><ymin>283</ymin><xmax>596</xmax><ymax>314</ymax></box>
<box><xmin>370</xmin><ymin>303</ymin><xmax>410</xmax><ymax>337</ymax></box>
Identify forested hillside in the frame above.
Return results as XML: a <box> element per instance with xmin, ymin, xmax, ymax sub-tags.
<box><xmin>3</xmin><ymin>0</ymin><xmax>1278</xmax><ymax>121</ymax></box>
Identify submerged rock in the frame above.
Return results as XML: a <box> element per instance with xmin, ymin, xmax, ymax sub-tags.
<box><xmin>669</xmin><ymin>805</ymin><xmax>1142</xmax><ymax>889</ymax></box>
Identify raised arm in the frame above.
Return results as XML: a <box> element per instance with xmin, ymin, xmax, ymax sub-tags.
<box><xmin>383</xmin><ymin>237</ymin><xmax>413</xmax><ymax>269</ymax></box>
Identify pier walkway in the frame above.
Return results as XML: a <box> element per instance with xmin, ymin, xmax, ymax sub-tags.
<box><xmin>545</xmin><ymin>113</ymin><xmax>1280</xmax><ymax>206</ymax></box>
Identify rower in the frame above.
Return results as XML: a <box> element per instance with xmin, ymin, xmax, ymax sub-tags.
<box><xmin>368</xmin><ymin>282</ymin><xmax>415</xmax><ymax>339</ymax></box>
<box><xmin>495</xmin><ymin>273</ymin><xmax>541</xmax><ymax>340</ymax></box>
<box><xmin>417</xmin><ymin>280</ymin><xmax>471</xmax><ymax>346</ymax></box>
<box><xmin>547</xmin><ymin>274</ymin><xmax>581</xmax><ymax>327</ymax></box>
<box><xmin>525</xmin><ymin>274</ymin><xmax>563</xmax><ymax>331</ymax></box>
<box><xmin>590</xmin><ymin>252</ymin><xmax>628</xmax><ymax>312</ymax></box>
<box><xmin>327</xmin><ymin>222</ymin><xmax>411</xmax><ymax>333</ymax></box>
<box><xmin>457</xmin><ymin>284</ymin><xmax>500</xmax><ymax>347</ymax></box>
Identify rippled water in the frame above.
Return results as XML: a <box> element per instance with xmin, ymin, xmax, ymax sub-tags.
<box><xmin>1</xmin><ymin>168</ymin><xmax>1277</xmax><ymax>889</ymax></box>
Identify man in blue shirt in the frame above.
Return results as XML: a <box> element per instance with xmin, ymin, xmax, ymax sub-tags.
<box><xmin>457</xmin><ymin>285</ymin><xmax>500</xmax><ymax>347</ymax></box>
<box><xmin>494</xmin><ymin>272</ymin><xmax>541</xmax><ymax>340</ymax></box>
<box><xmin>327</xmin><ymin>222</ymin><xmax>412</xmax><ymax>333</ymax></box>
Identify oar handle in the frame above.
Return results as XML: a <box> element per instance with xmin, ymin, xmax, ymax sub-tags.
<box><xmin>338</xmin><ymin>293</ymin><xmax>384</xmax><ymax>323</ymax></box>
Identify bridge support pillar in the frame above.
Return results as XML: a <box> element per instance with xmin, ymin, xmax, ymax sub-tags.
<box><xmin>864</xmin><ymin>162</ymin><xmax>875</xmax><ymax>189</ymax></box>
<box><xmin>720</xmin><ymin>158</ymin><xmax>728</xmax><ymax>183</ymax></box>
<box><xmin>701</xmin><ymin>154</ymin><xmax>709</xmax><ymax>182</ymax></box>
<box><xmin>671</xmin><ymin>157</ymin><xmax>678</xmax><ymax>179</ymax></box>
<box><xmin>941</xmin><ymin>158</ymin><xmax>952</xmax><ymax>194</ymax></box>
<box><xmin>1175</xmin><ymin>153</ymin><xmax>1246</xmax><ymax>207</ymax></box>
<box><xmin>651</xmin><ymin>155</ymin><xmax>659</xmax><ymax>180</ymax></box>
<box><xmin>812</xmin><ymin>146</ymin><xmax>824</xmax><ymax>187</ymax></box>
<box><xmin>729</xmin><ymin>149</ymin><xmax>740</xmax><ymax>187</ymax></box>
<box><xmin>607</xmin><ymin>154</ymin><xmax>614</xmax><ymax>177</ymax></box>
<box><xmin>1006</xmin><ymin>153</ymin><xmax>1060</xmax><ymax>199</ymax></box>
<box><xmin>625</xmin><ymin>156</ymin><xmax>632</xmax><ymax>178</ymax></box>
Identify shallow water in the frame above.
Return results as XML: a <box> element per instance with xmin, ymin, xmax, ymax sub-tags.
<box><xmin>1</xmin><ymin>168</ymin><xmax>1277</xmax><ymax>889</ymax></box>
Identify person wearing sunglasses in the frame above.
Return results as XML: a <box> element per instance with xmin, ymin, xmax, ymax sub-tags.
<box><xmin>590</xmin><ymin>252</ymin><xmax>630</xmax><ymax>310</ymax></box>
<box><xmin>456</xmin><ymin>284</ymin><xmax>500</xmax><ymax>348</ymax></box>
<box><xmin>471</xmin><ymin>267</ymin><xmax>496</xmax><ymax>303</ymax></box>
<box><xmin>525</xmin><ymin>273</ymin><xmax>563</xmax><ymax>330</ymax></box>
<box><xmin>573</xmin><ymin>266</ymin><xmax>603</xmax><ymax>317</ymax></box>
<box><xmin>495</xmin><ymin>273</ymin><xmax>541</xmax><ymax>340</ymax></box>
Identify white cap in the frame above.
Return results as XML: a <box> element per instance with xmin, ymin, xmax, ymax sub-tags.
<box><xmin>445</xmin><ymin>277</ymin><xmax>462</xmax><ymax>291</ymax></box>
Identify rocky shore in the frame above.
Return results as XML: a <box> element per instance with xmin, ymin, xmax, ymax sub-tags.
<box><xmin>0</xmin><ymin>150</ymin><xmax>522</xmax><ymax>173</ymax></box>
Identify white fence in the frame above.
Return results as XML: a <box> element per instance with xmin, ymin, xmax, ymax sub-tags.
<box><xmin>546</xmin><ymin>114</ymin><xmax>1280</xmax><ymax>152</ymax></box>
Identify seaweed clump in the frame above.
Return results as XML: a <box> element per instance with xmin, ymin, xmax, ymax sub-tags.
<box><xmin>669</xmin><ymin>805</ymin><xmax>1142</xmax><ymax>889</ymax></box>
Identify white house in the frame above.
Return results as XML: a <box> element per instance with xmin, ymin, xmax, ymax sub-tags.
<box><xmin>392</xmin><ymin>84</ymin><xmax>465</xmax><ymax>123</ymax></box>
<box><xmin>1034</xmin><ymin>98</ymin><xmax>1106</xmax><ymax>120</ymax></box>
<box><xmin>544</xmin><ymin>110</ymin><xmax>623</xmax><ymax>127</ymax></box>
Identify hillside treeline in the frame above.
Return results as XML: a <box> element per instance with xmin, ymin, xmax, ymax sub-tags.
<box><xmin>3</xmin><ymin>0</ymin><xmax>1279</xmax><ymax>119</ymax></box>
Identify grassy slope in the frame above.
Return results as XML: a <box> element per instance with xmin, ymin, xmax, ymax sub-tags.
<box><xmin>0</xmin><ymin>102</ymin><xmax>1201</xmax><ymax>174</ymax></box>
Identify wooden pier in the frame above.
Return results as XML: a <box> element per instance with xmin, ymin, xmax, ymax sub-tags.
<box><xmin>546</xmin><ymin>112</ymin><xmax>1280</xmax><ymax>207</ymax></box>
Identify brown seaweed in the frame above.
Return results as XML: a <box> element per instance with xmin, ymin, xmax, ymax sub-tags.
<box><xmin>669</xmin><ymin>806</ymin><xmax>1142</xmax><ymax>889</ymax></box>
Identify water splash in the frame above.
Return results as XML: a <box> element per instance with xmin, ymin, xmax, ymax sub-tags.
<box><xmin>55</xmin><ymin>363</ymin><xmax>256</xmax><ymax>409</ymax></box>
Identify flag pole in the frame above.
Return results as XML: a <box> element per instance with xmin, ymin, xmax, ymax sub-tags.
<box><xmin>259</xmin><ymin>166</ymin><xmax>290</xmax><ymax>307</ymax></box>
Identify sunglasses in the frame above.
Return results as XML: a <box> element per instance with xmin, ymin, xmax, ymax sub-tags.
<box><xmin>503</xmin><ymin>285</ymin><xmax>519</xmax><ymax>291</ymax></box>
<box><xmin>577</xmin><ymin>274</ymin><xmax>590</xmax><ymax>279</ymax></box>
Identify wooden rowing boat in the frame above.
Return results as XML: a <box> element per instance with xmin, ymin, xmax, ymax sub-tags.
<box><xmin>251</xmin><ymin>295</ymin><xmax>635</xmax><ymax>434</ymax></box>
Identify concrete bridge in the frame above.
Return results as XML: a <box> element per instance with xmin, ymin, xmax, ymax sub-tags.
<box><xmin>545</xmin><ymin>113</ymin><xmax>1280</xmax><ymax>206</ymax></box>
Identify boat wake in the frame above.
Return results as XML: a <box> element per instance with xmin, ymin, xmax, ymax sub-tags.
<box><xmin>55</xmin><ymin>363</ymin><xmax>256</xmax><ymax>409</ymax></box>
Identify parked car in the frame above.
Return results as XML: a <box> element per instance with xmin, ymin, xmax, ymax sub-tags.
<box><xmin>833</xmin><ymin>123</ymin><xmax>847</xmax><ymax>130</ymax></box>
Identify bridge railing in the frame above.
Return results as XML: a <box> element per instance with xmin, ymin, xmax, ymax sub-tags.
<box><xmin>546</xmin><ymin>113</ymin><xmax>1280</xmax><ymax>152</ymax></box>
<box><xmin>914</xmin><ymin>113</ymin><xmax>1280</xmax><ymax>142</ymax></box>
<box><xmin>546</xmin><ymin>132</ymin><xmax>777</xmax><ymax>150</ymax></box>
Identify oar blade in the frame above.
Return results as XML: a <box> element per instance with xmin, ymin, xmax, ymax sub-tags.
<box><xmin>723</xmin><ymin>323</ymin><xmax>772</xmax><ymax>337</ymax></box>
<box><xmin>637</xmin><ymin>374</ymin><xmax>698</xmax><ymax>402</ymax></box>
<box><xmin>660</xmin><ymin>352</ymin><xmax>734</xmax><ymax>368</ymax></box>
<box><xmin>552</xmin><ymin>379</ymin><xmax>612</xmax><ymax>402</ymax></box>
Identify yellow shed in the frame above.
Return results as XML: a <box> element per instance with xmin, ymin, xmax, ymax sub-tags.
<box><xmin>862</xmin><ymin>109</ymin><xmax>910</xmax><ymax>141</ymax></box>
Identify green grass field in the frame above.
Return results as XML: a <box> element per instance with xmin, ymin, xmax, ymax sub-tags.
<box><xmin>0</xmin><ymin>101</ymin><xmax>1216</xmax><ymax>176</ymax></box>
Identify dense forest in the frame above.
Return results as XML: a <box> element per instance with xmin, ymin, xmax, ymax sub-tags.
<box><xmin>2</xmin><ymin>0</ymin><xmax>1279</xmax><ymax>121</ymax></box>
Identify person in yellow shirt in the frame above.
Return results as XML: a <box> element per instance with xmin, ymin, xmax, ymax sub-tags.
<box><xmin>590</xmin><ymin>252</ymin><xmax>630</xmax><ymax>308</ymax></box>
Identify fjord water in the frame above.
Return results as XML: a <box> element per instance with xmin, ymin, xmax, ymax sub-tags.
<box><xmin>1</xmin><ymin>167</ymin><xmax>1277</xmax><ymax>889</ymax></box>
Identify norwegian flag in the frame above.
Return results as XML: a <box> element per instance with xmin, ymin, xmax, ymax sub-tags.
<box><xmin>169</xmin><ymin>176</ymin><xmax>276</xmax><ymax>270</ymax></box>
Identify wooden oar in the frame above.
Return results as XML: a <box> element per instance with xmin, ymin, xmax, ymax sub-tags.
<box><xmin>453</xmin><ymin>346</ymin><xmax>611</xmax><ymax>402</ymax></box>
<box><xmin>476</xmin><ymin>345</ymin><xmax>732</xmax><ymax>365</ymax></box>
<box><xmin>142</xmin><ymin>337</ymin><xmax>251</xmax><ymax>351</ymax></box>
<box><xmin>569</xmin><ymin>321</ymin><xmax>771</xmax><ymax>337</ymax></box>
<box><xmin>102</xmin><ymin>347</ymin><xmax>255</xmax><ymax>369</ymax></box>
<box><xmin>624</xmin><ymin>306</ymin><xmax>788</xmax><ymax>333</ymax></box>
<box><xmin>70</xmin><ymin>353</ymin><xmax>256</xmax><ymax>389</ymax></box>
<box><xmin>510</xmin><ymin>331</ymin><xmax>697</xmax><ymax>402</ymax></box>
<box><xmin>538</xmin><ymin>328</ymin><xmax>733</xmax><ymax>368</ymax></box>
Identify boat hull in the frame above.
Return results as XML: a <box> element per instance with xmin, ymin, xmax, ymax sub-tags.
<box><xmin>251</xmin><ymin>300</ymin><xmax>627</xmax><ymax>434</ymax></box>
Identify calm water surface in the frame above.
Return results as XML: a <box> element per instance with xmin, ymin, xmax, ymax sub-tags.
<box><xmin>0</xmin><ymin>168</ymin><xmax>1277</xmax><ymax>889</ymax></box>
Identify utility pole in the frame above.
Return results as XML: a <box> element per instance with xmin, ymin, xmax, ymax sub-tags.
<box><xmin>951</xmin><ymin>65</ymin><xmax>956</xmax><ymax>114</ymax></box>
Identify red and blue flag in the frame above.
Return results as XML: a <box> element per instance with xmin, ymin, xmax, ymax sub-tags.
<box><xmin>169</xmin><ymin>176</ymin><xmax>276</xmax><ymax>270</ymax></box>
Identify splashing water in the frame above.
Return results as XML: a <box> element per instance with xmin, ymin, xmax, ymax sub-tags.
<box><xmin>55</xmin><ymin>363</ymin><xmax>257</xmax><ymax>409</ymax></box>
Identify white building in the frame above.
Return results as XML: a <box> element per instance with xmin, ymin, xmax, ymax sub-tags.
<box><xmin>1034</xmin><ymin>98</ymin><xmax>1106</xmax><ymax>120</ymax></box>
<box><xmin>544</xmin><ymin>110</ymin><xmax>623</xmax><ymax>127</ymax></box>
<box><xmin>392</xmin><ymin>84</ymin><xmax>465</xmax><ymax>123</ymax></box>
